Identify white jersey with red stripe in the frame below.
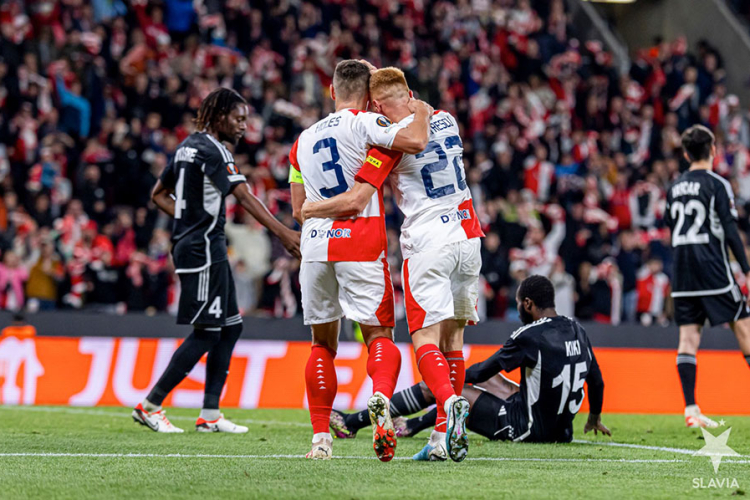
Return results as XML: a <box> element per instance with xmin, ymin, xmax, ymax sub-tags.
<box><xmin>291</xmin><ymin>108</ymin><xmax>404</xmax><ymax>262</ymax></box>
<box><xmin>385</xmin><ymin>111</ymin><xmax>484</xmax><ymax>259</ymax></box>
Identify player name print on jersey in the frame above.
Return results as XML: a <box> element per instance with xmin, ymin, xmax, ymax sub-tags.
<box><xmin>671</xmin><ymin>181</ymin><xmax>700</xmax><ymax>198</ymax></box>
<box><xmin>174</xmin><ymin>146</ymin><xmax>198</xmax><ymax>163</ymax></box>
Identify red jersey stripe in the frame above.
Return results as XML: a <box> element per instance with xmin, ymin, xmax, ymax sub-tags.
<box><xmin>459</xmin><ymin>199</ymin><xmax>485</xmax><ymax>239</ymax></box>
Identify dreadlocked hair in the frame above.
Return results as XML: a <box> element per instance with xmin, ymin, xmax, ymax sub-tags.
<box><xmin>194</xmin><ymin>87</ymin><xmax>247</xmax><ymax>131</ymax></box>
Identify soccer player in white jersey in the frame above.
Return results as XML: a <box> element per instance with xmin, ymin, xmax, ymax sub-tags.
<box><xmin>289</xmin><ymin>60</ymin><xmax>433</xmax><ymax>460</ymax></box>
<box><xmin>302</xmin><ymin>68</ymin><xmax>484</xmax><ymax>463</ymax></box>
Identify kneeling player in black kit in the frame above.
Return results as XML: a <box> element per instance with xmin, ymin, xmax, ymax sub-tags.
<box><xmin>131</xmin><ymin>88</ymin><xmax>301</xmax><ymax>433</ymax></box>
<box><xmin>666</xmin><ymin>125</ymin><xmax>750</xmax><ymax>428</ymax></box>
<box><xmin>331</xmin><ymin>275</ymin><xmax>610</xmax><ymax>445</ymax></box>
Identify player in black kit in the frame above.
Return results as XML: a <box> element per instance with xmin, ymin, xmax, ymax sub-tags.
<box><xmin>665</xmin><ymin>125</ymin><xmax>750</xmax><ymax>428</ymax></box>
<box><xmin>331</xmin><ymin>275</ymin><xmax>609</xmax><ymax>449</ymax></box>
<box><xmin>131</xmin><ymin>88</ymin><xmax>301</xmax><ymax>433</ymax></box>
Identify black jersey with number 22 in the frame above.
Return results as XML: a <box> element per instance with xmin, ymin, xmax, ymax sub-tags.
<box><xmin>665</xmin><ymin>170</ymin><xmax>750</xmax><ymax>296</ymax></box>
<box><xmin>159</xmin><ymin>132</ymin><xmax>247</xmax><ymax>273</ymax></box>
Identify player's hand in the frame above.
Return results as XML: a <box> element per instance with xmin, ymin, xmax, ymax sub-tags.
<box><xmin>584</xmin><ymin>414</ymin><xmax>611</xmax><ymax>436</ymax></box>
<box><xmin>407</xmin><ymin>98</ymin><xmax>433</xmax><ymax>117</ymax></box>
<box><xmin>301</xmin><ymin>200</ymin><xmax>312</xmax><ymax>222</ymax></box>
<box><xmin>281</xmin><ymin>228</ymin><xmax>301</xmax><ymax>260</ymax></box>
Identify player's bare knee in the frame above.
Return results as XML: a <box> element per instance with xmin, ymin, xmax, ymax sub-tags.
<box><xmin>311</xmin><ymin>321</ymin><xmax>340</xmax><ymax>352</ymax></box>
<box><xmin>731</xmin><ymin>317</ymin><xmax>750</xmax><ymax>353</ymax></box>
<box><xmin>677</xmin><ymin>326</ymin><xmax>702</xmax><ymax>354</ymax></box>
<box><xmin>411</xmin><ymin>324</ymin><xmax>441</xmax><ymax>350</ymax></box>
<box><xmin>360</xmin><ymin>325</ymin><xmax>393</xmax><ymax>347</ymax></box>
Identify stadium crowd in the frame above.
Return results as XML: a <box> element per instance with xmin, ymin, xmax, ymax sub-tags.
<box><xmin>1</xmin><ymin>0</ymin><xmax>750</xmax><ymax>327</ymax></box>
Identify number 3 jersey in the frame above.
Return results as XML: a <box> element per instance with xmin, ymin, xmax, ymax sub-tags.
<box><xmin>664</xmin><ymin>169</ymin><xmax>750</xmax><ymax>296</ymax></box>
<box><xmin>356</xmin><ymin>110</ymin><xmax>484</xmax><ymax>259</ymax></box>
<box><xmin>290</xmin><ymin>109</ymin><xmax>404</xmax><ymax>262</ymax></box>
<box><xmin>159</xmin><ymin>132</ymin><xmax>247</xmax><ymax>273</ymax></box>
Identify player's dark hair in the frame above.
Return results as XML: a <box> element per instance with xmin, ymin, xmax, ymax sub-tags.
<box><xmin>194</xmin><ymin>87</ymin><xmax>247</xmax><ymax>131</ymax></box>
<box><xmin>681</xmin><ymin>125</ymin><xmax>715</xmax><ymax>162</ymax></box>
<box><xmin>332</xmin><ymin>60</ymin><xmax>371</xmax><ymax>101</ymax></box>
<box><xmin>518</xmin><ymin>275</ymin><xmax>556</xmax><ymax>310</ymax></box>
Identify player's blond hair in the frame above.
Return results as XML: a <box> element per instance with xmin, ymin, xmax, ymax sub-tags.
<box><xmin>369</xmin><ymin>67</ymin><xmax>410</xmax><ymax>102</ymax></box>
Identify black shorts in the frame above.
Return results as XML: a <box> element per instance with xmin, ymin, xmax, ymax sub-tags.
<box><xmin>177</xmin><ymin>261</ymin><xmax>241</xmax><ymax>328</ymax></box>
<box><xmin>467</xmin><ymin>391</ymin><xmax>528</xmax><ymax>442</ymax></box>
<box><xmin>673</xmin><ymin>286</ymin><xmax>750</xmax><ymax>327</ymax></box>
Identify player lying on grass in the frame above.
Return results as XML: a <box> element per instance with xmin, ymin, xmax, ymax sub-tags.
<box><xmin>290</xmin><ymin>60</ymin><xmax>434</xmax><ymax>461</ymax></box>
<box><xmin>132</xmin><ymin>88</ymin><xmax>300</xmax><ymax>434</ymax></box>
<box><xmin>330</xmin><ymin>275</ymin><xmax>611</xmax><ymax>445</ymax></box>
<box><xmin>302</xmin><ymin>67</ymin><xmax>483</xmax><ymax>462</ymax></box>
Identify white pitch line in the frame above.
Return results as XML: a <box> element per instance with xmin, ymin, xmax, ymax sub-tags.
<box><xmin>0</xmin><ymin>452</ymin><xmax>723</xmax><ymax>464</ymax></box>
<box><xmin>0</xmin><ymin>405</ymin><xmax>309</xmax><ymax>427</ymax></box>
<box><xmin>573</xmin><ymin>439</ymin><xmax>750</xmax><ymax>458</ymax></box>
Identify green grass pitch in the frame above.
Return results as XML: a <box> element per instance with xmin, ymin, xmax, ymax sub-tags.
<box><xmin>1</xmin><ymin>406</ymin><xmax>748</xmax><ymax>499</ymax></box>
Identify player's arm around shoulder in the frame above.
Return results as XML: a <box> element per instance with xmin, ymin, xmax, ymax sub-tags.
<box><xmin>301</xmin><ymin>181</ymin><xmax>376</xmax><ymax>221</ymax></box>
<box><xmin>390</xmin><ymin>99</ymin><xmax>433</xmax><ymax>154</ymax></box>
<box><xmin>300</xmin><ymin>145</ymin><xmax>402</xmax><ymax>221</ymax></box>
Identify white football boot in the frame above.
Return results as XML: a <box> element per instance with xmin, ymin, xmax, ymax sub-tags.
<box><xmin>306</xmin><ymin>433</ymin><xmax>333</xmax><ymax>460</ymax></box>
<box><xmin>685</xmin><ymin>405</ymin><xmax>719</xmax><ymax>428</ymax></box>
<box><xmin>196</xmin><ymin>414</ymin><xmax>249</xmax><ymax>433</ymax></box>
<box><xmin>132</xmin><ymin>404</ymin><xmax>184</xmax><ymax>433</ymax></box>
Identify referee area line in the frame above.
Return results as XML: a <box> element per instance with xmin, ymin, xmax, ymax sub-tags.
<box><xmin>2</xmin><ymin>405</ymin><xmax>748</xmax><ymax>459</ymax></box>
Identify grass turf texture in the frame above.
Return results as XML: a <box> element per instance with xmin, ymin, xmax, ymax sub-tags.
<box><xmin>1</xmin><ymin>406</ymin><xmax>748</xmax><ymax>499</ymax></box>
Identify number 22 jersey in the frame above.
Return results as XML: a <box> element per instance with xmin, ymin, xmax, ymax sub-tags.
<box><xmin>290</xmin><ymin>109</ymin><xmax>404</xmax><ymax>262</ymax></box>
<box><xmin>356</xmin><ymin>110</ymin><xmax>484</xmax><ymax>259</ymax></box>
<box><xmin>664</xmin><ymin>169</ymin><xmax>750</xmax><ymax>296</ymax></box>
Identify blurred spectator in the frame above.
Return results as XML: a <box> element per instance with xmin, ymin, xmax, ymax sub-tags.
<box><xmin>0</xmin><ymin>250</ymin><xmax>28</xmax><ymax>311</ymax></box>
<box><xmin>26</xmin><ymin>239</ymin><xmax>64</xmax><ymax>311</ymax></box>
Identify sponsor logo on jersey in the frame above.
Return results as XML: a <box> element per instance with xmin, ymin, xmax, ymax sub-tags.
<box><xmin>376</xmin><ymin>116</ymin><xmax>392</xmax><ymax>127</ymax></box>
<box><xmin>310</xmin><ymin>228</ymin><xmax>352</xmax><ymax>239</ymax></box>
<box><xmin>227</xmin><ymin>163</ymin><xmax>239</xmax><ymax>175</ymax></box>
<box><xmin>440</xmin><ymin>209</ymin><xmax>472</xmax><ymax>224</ymax></box>
<box><xmin>366</xmin><ymin>155</ymin><xmax>383</xmax><ymax>168</ymax></box>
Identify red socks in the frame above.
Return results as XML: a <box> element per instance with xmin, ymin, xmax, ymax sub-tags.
<box><xmin>415</xmin><ymin>344</ymin><xmax>455</xmax><ymax>433</ymax></box>
<box><xmin>445</xmin><ymin>350</ymin><xmax>465</xmax><ymax>396</ymax></box>
<box><xmin>367</xmin><ymin>337</ymin><xmax>402</xmax><ymax>399</ymax></box>
<box><xmin>305</xmin><ymin>345</ymin><xmax>337</xmax><ymax>434</ymax></box>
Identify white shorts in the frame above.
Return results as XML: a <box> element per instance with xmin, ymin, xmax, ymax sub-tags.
<box><xmin>300</xmin><ymin>258</ymin><xmax>395</xmax><ymax>327</ymax></box>
<box><xmin>402</xmin><ymin>238</ymin><xmax>481</xmax><ymax>333</ymax></box>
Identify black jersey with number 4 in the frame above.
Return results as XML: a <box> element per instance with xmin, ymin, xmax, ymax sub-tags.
<box><xmin>664</xmin><ymin>169</ymin><xmax>750</xmax><ymax>296</ymax></box>
<box><xmin>465</xmin><ymin>316</ymin><xmax>604</xmax><ymax>443</ymax></box>
<box><xmin>159</xmin><ymin>132</ymin><xmax>247</xmax><ymax>273</ymax></box>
